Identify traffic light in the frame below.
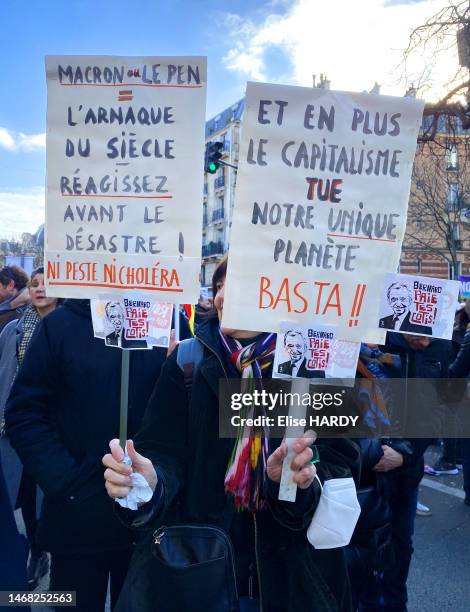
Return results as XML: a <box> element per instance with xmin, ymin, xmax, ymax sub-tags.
<box><xmin>204</xmin><ymin>141</ymin><xmax>224</xmax><ymax>174</ymax></box>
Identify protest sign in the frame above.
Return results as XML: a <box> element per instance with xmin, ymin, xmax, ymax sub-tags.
<box><xmin>273</xmin><ymin>322</ymin><xmax>359</xmax><ymax>385</ymax></box>
<box><xmin>459</xmin><ymin>275</ymin><xmax>470</xmax><ymax>299</ymax></box>
<box><xmin>91</xmin><ymin>296</ymin><xmax>173</xmax><ymax>349</ymax></box>
<box><xmin>45</xmin><ymin>55</ymin><xmax>206</xmax><ymax>302</ymax></box>
<box><xmin>273</xmin><ymin>322</ymin><xmax>336</xmax><ymax>378</ymax></box>
<box><xmin>222</xmin><ymin>82</ymin><xmax>424</xmax><ymax>342</ymax></box>
<box><xmin>378</xmin><ymin>272</ymin><xmax>460</xmax><ymax>339</ymax></box>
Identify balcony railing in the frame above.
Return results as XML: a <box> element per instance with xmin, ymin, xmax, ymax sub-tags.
<box><xmin>202</xmin><ymin>241</ymin><xmax>224</xmax><ymax>257</ymax></box>
<box><xmin>214</xmin><ymin>176</ymin><xmax>225</xmax><ymax>189</ymax></box>
<box><xmin>212</xmin><ymin>208</ymin><xmax>224</xmax><ymax>222</ymax></box>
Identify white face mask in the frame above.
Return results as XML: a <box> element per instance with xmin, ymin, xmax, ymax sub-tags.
<box><xmin>307</xmin><ymin>476</ymin><xmax>361</xmax><ymax>549</ymax></box>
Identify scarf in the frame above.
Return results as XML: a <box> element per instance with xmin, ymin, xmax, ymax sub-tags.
<box><xmin>17</xmin><ymin>305</ymin><xmax>41</xmax><ymax>368</ymax></box>
<box><xmin>219</xmin><ymin>329</ymin><xmax>276</xmax><ymax>512</ymax></box>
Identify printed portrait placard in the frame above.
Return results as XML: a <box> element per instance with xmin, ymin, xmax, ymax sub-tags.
<box><xmin>91</xmin><ymin>295</ymin><xmax>173</xmax><ymax>350</ymax></box>
<box><xmin>378</xmin><ymin>273</ymin><xmax>460</xmax><ymax>339</ymax></box>
<box><xmin>273</xmin><ymin>321</ymin><xmax>360</xmax><ymax>385</ymax></box>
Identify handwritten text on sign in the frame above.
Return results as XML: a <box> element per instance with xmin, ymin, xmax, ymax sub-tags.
<box><xmin>45</xmin><ymin>56</ymin><xmax>207</xmax><ymax>301</ymax></box>
<box><xmin>222</xmin><ymin>82</ymin><xmax>424</xmax><ymax>341</ymax></box>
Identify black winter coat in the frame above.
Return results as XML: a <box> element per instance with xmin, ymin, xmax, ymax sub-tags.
<box><xmin>121</xmin><ymin>319</ymin><xmax>360</xmax><ymax>612</ymax></box>
<box><xmin>5</xmin><ymin>299</ymin><xmax>189</xmax><ymax>554</ymax></box>
<box><xmin>449</xmin><ymin>328</ymin><xmax>470</xmax><ymax>378</ymax></box>
<box><xmin>381</xmin><ymin>332</ymin><xmax>455</xmax><ymax>486</ymax></box>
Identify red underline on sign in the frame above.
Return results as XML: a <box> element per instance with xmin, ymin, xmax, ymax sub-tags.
<box><xmin>60</xmin><ymin>83</ymin><xmax>203</xmax><ymax>88</ymax></box>
<box><xmin>61</xmin><ymin>194</ymin><xmax>173</xmax><ymax>199</ymax></box>
<box><xmin>48</xmin><ymin>282</ymin><xmax>183</xmax><ymax>292</ymax></box>
<box><xmin>327</xmin><ymin>233</ymin><xmax>396</xmax><ymax>243</ymax></box>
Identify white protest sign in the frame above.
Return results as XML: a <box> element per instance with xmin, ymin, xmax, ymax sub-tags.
<box><xmin>378</xmin><ymin>272</ymin><xmax>460</xmax><ymax>339</ymax></box>
<box><xmin>91</xmin><ymin>296</ymin><xmax>173</xmax><ymax>350</ymax></box>
<box><xmin>273</xmin><ymin>322</ymin><xmax>360</xmax><ymax>386</ymax></box>
<box><xmin>222</xmin><ymin>82</ymin><xmax>424</xmax><ymax>342</ymax></box>
<box><xmin>273</xmin><ymin>322</ymin><xmax>336</xmax><ymax>379</ymax></box>
<box><xmin>45</xmin><ymin>55</ymin><xmax>206</xmax><ymax>302</ymax></box>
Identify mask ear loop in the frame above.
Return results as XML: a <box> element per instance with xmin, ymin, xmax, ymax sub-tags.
<box><xmin>314</xmin><ymin>474</ymin><xmax>323</xmax><ymax>492</ymax></box>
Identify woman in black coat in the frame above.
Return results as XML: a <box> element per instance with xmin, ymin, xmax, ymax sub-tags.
<box><xmin>6</xmin><ymin>299</ymin><xmax>190</xmax><ymax>611</ymax></box>
<box><xmin>103</xmin><ymin>258</ymin><xmax>361</xmax><ymax>612</ymax></box>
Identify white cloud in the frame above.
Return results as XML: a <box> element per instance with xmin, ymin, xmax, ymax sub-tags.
<box><xmin>0</xmin><ymin>187</ymin><xmax>45</xmax><ymax>237</ymax></box>
<box><xmin>0</xmin><ymin>127</ymin><xmax>45</xmax><ymax>152</ymax></box>
<box><xmin>222</xmin><ymin>0</ymin><xmax>457</xmax><ymax>101</ymax></box>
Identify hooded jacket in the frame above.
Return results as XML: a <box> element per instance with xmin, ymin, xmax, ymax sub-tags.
<box><xmin>5</xmin><ymin>299</ymin><xmax>189</xmax><ymax>554</ymax></box>
<box><xmin>118</xmin><ymin>318</ymin><xmax>360</xmax><ymax>612</ymax></box>
<box><xmin>0</xmin><ymin>289</ymin><xmax>29</xmax><ymax>333</ymax></box>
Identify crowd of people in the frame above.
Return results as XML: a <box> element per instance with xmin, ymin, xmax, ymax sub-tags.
<box><xmin>0</xmin><ymin>259</ymin><xmax>469</xmax><ymax>612</ymax></box>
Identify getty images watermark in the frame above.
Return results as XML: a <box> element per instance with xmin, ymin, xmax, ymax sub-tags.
<box><xmin>228</xmin><ymin>388</ymin><xmax>359</xmax><ymax>429</ymax></box>
<box><xmin>218</xmin><ymin>377</ymin><xmax>470</xmax><ymax>439</ymax></box>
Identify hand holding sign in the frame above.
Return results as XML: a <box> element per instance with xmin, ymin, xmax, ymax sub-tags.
<box><xmin>267</xmin><ymin>431</ymin><xmax>317</xmax><ymax>490</ymax></box>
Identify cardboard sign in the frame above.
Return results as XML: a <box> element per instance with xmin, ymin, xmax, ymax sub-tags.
<box><xmin>378</xmin><ymin>273</ymin><xmax>460</xmax><ymax>339</ymax></box>
<box><xmin>222</xmin><ymin>82</ymin><xmax>424</xmax><ymax>342</ymax></box>
<box><xmin>91</xmin><ymin>296</ymin><xmax>173</xmax><ymax>349</ymax></box>
<box><xmin>45</xmin><ymin>55</ymin><xmax>206</xmax><ymax>302</ymax></box>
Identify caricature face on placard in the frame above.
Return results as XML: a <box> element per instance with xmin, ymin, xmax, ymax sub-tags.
<box><xmin>378</xmin><ymin>273</ymin><xmax>460</xmax><ymax>339</ymax></box>
<box><xmin>273</xmin><ymin>322</ymin><xmax>337</xmax><ymax>380</ymax></box>
<box><xmin>91</xmin><ymin>295</ymin><xmax>173</xmax><ymax>350</ymax></box>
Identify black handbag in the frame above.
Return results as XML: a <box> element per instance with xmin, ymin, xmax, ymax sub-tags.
<box><xmin>148</xmin><ymin>524</ymin><xmax>239</xmax><ymax>612</ymax></box>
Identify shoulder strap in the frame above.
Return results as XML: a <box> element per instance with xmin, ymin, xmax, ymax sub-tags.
<box><xmin>176</xmin><ymin>337</ymin><xmax>204</xmax><ymax>401</ymax></box>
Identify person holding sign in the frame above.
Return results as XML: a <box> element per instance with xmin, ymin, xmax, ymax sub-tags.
<box><xmin>5</xmin><ymin>298</ymin><xmax>190</xmax><ymax>611</ymax></box>
<box><xmin>103</xmin><ymin>258</ymin><xmax>360</xmax><ymax>612</ymax></box>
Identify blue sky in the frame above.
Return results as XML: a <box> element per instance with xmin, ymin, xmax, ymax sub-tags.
<box><xmin>0</xmin><ymin>0</ymin><xmax>454</xmax><ymax>236</ymax></box>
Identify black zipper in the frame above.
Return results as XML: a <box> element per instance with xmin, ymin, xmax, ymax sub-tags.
<box><xmin>253</xmin><ymin>513</ymin><xmax>264</xmax><ymax>612</ymax></box>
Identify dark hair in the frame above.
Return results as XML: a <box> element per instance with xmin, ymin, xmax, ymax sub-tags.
<box><xmin>204</xmin><ymin>256</ymin><xmax>227</xmax><ymax>319</ymax></box>
<box><xmin>30</xmin><ymin>266</ymin><xmax>44</xmax><ymax>283</ymax></box>
<box><xmin>0</xmin><ymin>265</ymin><xmax>29</xmax><ymax>290</ymax></box>
<box><xmin>455</xmin><ymin>304</ymin><xmax>470</xmax><ymax>331</ymax></box>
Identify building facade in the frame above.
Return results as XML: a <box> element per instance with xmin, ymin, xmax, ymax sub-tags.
<box><xmin>201</xmin><ymin>99</ymin><xmax>244</xmax><ymax>291</ymax></box>
<box><xmin>401</xmin><ymin>115</ymin><xmax>470</xmax><ymax>280</ymax></box>
<box><xmin>0</xmin><ymin>226</ymin><xmax>43</xmax><ymax>273</ymax></box>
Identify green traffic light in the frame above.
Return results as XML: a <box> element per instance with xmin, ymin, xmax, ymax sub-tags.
<box><xmin>208</xmin><ymin>162</ymin><xmax>217</xmax><ymax>173</ymax></box>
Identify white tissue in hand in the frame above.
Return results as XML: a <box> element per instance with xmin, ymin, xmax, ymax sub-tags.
<box><xmin>115</xmin><ymin>451</ymin><xmax>153</xmax><ymax>511</ymax></box>
<box><xmin>116</xmin><ymin>471</ymin><xmax>153</xmax><ymax>510</ymax></box>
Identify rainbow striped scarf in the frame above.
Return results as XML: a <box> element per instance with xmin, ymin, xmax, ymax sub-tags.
<box><xmin>219</xmin><ymin>330</ymin><xmax>276</xmax><ymax>511</ymax></box>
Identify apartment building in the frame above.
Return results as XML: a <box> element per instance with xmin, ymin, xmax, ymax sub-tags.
<box><xmin>201</xmin><ymin>99</ymin><xmax>244</xmax><ymax>290</ymax></box>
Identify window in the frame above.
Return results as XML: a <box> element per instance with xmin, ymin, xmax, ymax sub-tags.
<box><xmin>446</xmin><ymin>144</ymin><xmax>458</xmax><ymax>170</ymax></box>
<box><xmin>451</xmin><ymin>222</ymin><xmax>460</xmax><ymax>241</ymax></box>
<box><xmin>447</xmin><ymin>183</ymin><xmax>459</xmax><ymax>210</ymax></box>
